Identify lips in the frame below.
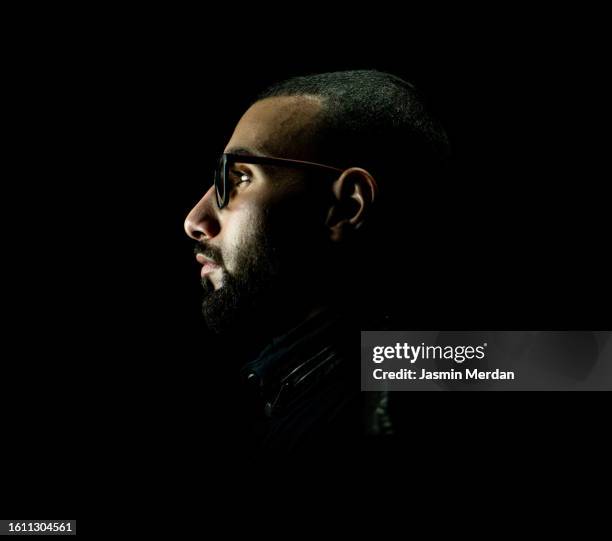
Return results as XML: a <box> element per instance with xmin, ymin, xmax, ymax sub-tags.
<box><xmin>196</xmin><ymin>253</ymin><xmax>220</xmax><ymax>277</ymax></box>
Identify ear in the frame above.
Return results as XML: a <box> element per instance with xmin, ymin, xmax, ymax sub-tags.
<box><xmin>325</xmin><ymin>168</ymin><xmax>378</xmax><ymax>242</ymax></box>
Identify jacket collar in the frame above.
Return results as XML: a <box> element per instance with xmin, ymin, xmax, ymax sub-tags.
<box><xmin>240</xmin><ymin>306</ymin><xmax>349</xmax><ymax>415</ymax></box>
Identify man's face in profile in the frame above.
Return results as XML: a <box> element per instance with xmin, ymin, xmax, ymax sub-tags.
<box><xmin>184</xmin><ymin>96</ymin><xmax>331</xmax><ymax>333</ymax></box>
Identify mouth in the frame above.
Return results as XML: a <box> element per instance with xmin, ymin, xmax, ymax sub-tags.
<box><xmin>196</xmin><ymin>253</ymin><xmax>221</xmax><ymax>277</ymax></box>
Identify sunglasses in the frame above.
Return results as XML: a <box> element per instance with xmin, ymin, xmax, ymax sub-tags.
<box><xmin>214</xmin><ymin>152</ymin><xmax>344</xmax><ymax>209</ymax></box>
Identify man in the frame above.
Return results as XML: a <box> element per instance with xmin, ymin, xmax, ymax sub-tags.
<box><xmin>184</xmin><ymin>70</ymin><xmax>449</xmax><ymax>450</ymax></box>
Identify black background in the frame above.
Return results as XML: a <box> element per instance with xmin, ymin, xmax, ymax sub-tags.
<box><xmin>3</xmin><ymin>8</ymin><xmax>610</xmax><ymax>522</ymax></box>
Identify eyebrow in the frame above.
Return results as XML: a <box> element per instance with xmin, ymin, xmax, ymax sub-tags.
<box><xmin>224</xmin><ymin>146</ymin><xmax>267</xmax><ymax>157</ymax></box>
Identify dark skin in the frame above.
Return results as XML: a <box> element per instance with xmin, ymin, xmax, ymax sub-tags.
<box><xmin>184</xmin><ymin>95</ymin><xmax>378</xmax><ymax>340</ymax></box>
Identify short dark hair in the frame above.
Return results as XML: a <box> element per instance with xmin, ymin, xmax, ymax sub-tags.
<box><xmin>257</xmin><ymin>69</ymin><xmax>450</xmax><ymax>212</ymax></box>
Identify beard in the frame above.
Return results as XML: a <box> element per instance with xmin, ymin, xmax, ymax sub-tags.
<box><xmin>196</xmin><ymin>209</ymin><xmax>320</xmax><ymax>336</ymax></box>
<box><xmin>194</xmin><ymin>182</ymin><xmax>347</xmax><ymax>338</ymax></box>
<box><xmin>198</xmin><ymin>232</ymin><xmax>277</xmax><ymax>335</ymax></box>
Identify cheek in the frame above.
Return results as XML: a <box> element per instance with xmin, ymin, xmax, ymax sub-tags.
<box><xmin>219</xmin><ymin>187</ymin><xmax>328</xmax><ymax>272</ymax></box>
<box><xmin>220</xmin><ymin>205</ymin><xmax>264</xmax><ymax>273</ymax></box>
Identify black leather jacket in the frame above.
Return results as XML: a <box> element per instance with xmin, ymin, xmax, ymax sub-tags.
<box><xmin>238</xmin><ymin>307</ymin><xmax>389</xmax><ymax>451</ymax></box>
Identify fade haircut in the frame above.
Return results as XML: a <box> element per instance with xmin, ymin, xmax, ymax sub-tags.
<box><xmin>257</xmin><ymin>70</ymin><xmax>451</xmax><ymax>226</ymax></box>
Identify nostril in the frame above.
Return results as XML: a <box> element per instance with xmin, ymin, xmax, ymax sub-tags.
<box><xmin>191</xmin><ymin>228</ymin><xmax>204</xmax><ymax>241</ymax></box>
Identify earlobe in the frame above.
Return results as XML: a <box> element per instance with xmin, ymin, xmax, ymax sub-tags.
<box><xmin>326</xmin><ymin>167</ymin><xmax>378</xmax><ymax>242</ymax></box>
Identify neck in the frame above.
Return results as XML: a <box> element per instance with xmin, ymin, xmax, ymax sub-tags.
<box><xmin>223</xmin><ymin>295</ymin><xmax>337</xmax><ymax>369</ymax></box>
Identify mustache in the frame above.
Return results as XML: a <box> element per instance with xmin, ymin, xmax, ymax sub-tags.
<box><xmin>194</xmin><ymin>242</ymin><xmax>224</xmax><ymax>267</ymax></box>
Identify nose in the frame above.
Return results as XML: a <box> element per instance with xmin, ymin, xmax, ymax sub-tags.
<box><xmin>184</xmin><ymin>185</ymin><xmax>221</xmax><ymax>241</ymax></box>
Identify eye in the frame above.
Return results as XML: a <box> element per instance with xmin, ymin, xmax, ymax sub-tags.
<box><xmin>229</xmin><ymin>167</ymin><xmax>252</xmax><ymax>185</ymax></box>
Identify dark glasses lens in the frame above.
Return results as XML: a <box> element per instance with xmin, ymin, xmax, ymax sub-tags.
<box><xmin>214</xmin><ymin>155</ymin><xmax>227</xmax><ymax>209</ymax></box>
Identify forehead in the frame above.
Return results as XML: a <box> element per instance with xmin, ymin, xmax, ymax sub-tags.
<box><xmin>225</xmin><ymin>95</ymin><xmax>324</xmax><ymax>160</ymax></box>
